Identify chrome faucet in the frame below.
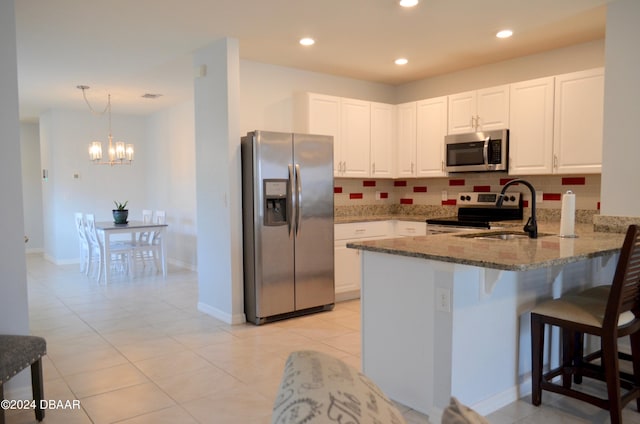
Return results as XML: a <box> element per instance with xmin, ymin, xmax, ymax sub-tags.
<box><xmin>497</xmin><ymin>178</ymin><xmax>538</xmax><ymax>238</ymax></box>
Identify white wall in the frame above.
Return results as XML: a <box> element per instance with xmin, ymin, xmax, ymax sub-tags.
<box><xmin>145</xmin><ymin>101</ymin><xmax>197</xmax><ymax>269</ymax></box>
<box><xmin>39</xmin><ymin>108</ymin><xmax>148</xmax><ymax>263</ymax></box>
<box><xmin>600</xmin><ymin>0</ymin><xmax>640</xmax><ymax>216</ymax></box>
<box><xmin>0</xmin><ymin>0</ymin><xmax>31</xmax><ymax>394</ymax></box>
<box><xmin>396</xmin><ymin>39</ymin><xmax>605</xmax><ymax>103</ymax></box>
<box><xmin>239</xmin><ymin>59</ymin><xmax>396</xmax><ymax>133</ymax></box>
<box><xmin>21</xmin><ymin>122</ymin><xmax>44</xmax><ymax>252</ymax></box>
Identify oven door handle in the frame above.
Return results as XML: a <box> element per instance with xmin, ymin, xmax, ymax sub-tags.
<box><xmin>482</xmin><ymin>136</ymin><xmax>490</xmax><ymax>169</ymax></box>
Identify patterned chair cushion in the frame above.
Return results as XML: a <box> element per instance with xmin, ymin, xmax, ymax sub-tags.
<box><xmin>272</xmin><ymin>350</ymin><xmax>406</xmax><ymax>424</ymax></box>
<box><xmin>441</xmin><ymin>397</ymin><xmax>490</xmax><ymax>424</ymax></box>
<box><xmin>0</xmin><ymin>335</ymin><xmax>47</xmax><ymax>384</ymax></box>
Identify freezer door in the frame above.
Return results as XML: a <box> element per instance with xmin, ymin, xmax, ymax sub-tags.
<box><xmin>293</xmin><ymin>133</ymin><xmax>335</xmax><ymax>310</ymax></box>
<box><xmin>244</xmin><ymin>131</ymin><xmax>296</xmax><ymax>321</ymax></box>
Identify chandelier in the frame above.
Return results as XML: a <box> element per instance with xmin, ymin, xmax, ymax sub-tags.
<box><xmin>78</xmin><ymin>85</ymin><xmax>134</xmax><ymax>165</ymax></box>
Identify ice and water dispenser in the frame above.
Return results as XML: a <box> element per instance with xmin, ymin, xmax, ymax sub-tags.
<box><xmin>263</xmin><ymin>179</ymin><xmax>288</xmax><ymax>226</ymax></box>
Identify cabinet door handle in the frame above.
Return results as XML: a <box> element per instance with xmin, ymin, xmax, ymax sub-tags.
<box><xmin>553</xmin><ymin>155</ymin><xmax>558</xmax><ymax>169</ymax></box>
<box><xmin>411</xmin><ymin>162</ymin><xmax>414</xmax><ymax>174</ymax></box>
<box><xmin>372</xmin><ymin>162</ymin><xmax>376</xmax><ymax>174</ymax></box>
<box><xmin>441</xmin><ymin>160</ymin><xmax>444</xmax><ymax>172</ymax></box>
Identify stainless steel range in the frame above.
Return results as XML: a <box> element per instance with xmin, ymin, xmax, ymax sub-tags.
<box><xmin>426</xmin><ymin>192</ymin><xmax>523</xmax><ymax>234</ymax></box>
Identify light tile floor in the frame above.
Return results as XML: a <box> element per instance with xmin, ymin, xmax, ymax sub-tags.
<box><xmin>5</xmin><ymin>255</ymin><xmax>640</xmax><ymax>423</ymax></box>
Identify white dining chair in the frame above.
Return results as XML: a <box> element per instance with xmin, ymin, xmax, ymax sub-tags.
<box><xmin>131</xmin><ymin>210</ymin><xmax>166</xmax><ymax>276</ymax></box>
<box><xmin>84</xmin><ymin>214</ymin><xmax>103</xmax><ymax>281</ymax></box>
<box><xmin>74</xmin><ymin>212</ymin><xmax>90</xmax><ymax>275</ymax></box>
<box><xmin>85</xmin><ymin>214</ymin><xmax>132</xmax><ymax>283</ymax></box>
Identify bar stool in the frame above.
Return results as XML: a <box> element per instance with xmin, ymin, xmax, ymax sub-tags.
<box><xmin>530</xmin><ymin>224</ymin><xmax>640</xmax><ymax>424</ymax></box>
<box><xmin>0</xmin><ymin>335</ymin><xmax>47</xmax><ymax>424</ymax></box>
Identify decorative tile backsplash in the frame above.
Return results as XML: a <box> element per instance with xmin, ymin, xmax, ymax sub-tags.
<box><xmin>334</xmin><ymin>174</ymin><xmax>601</xmax><ymax>221</ymax></box>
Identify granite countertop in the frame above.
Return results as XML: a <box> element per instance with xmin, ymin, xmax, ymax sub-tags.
<box><xmin>346</xmin><ymin>223</ymin><xmax>625</xmax><ymax>271</ymax></box>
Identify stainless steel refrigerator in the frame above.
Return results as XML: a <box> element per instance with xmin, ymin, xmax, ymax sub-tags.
<box><xmin>241</xmin><ymin>130</ymin><xmax>335</xmax><ymax>325</ymax></box>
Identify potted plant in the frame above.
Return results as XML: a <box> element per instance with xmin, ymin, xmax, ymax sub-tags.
<box><xmin>113</xmin><ymin>200</ymin><xmax>129</xmax><ymax>224</ymax></box>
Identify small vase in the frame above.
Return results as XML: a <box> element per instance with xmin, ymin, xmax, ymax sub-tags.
<box><xmin>113</xmin><ymin>209</ymin><xmax>129</xmax><ymax>224</ymax></box>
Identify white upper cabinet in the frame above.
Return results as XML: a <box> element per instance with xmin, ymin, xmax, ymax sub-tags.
<box><xmin>553</xmin><ymin>68</ymin><xmax>604</xmax><ymax>174</ymax></box>
<box><xmin>448</xmin><ymin>85</ymin><xmax>510</xmax><ymax>134</ymax></box>
<box><xmin>301</xmin><ymin>93</ymin><xmax>371</xmax><ymax>177</ymax></box>
<box><xmin>509</xmin><ymin>77</ymin><xmax>555</xmax><ymax>175</ymax></box>
<box><xmin>302</xmin><ymin>93</ymin><xmax>342</xmax><ymax>175</ymax></box>
<box><xmin>416</xmin><ymin>96</ymin><xmax>448</xmax><ymax>177</ymax></box>
<box><xmin>300</xmin><ymin>93</ymin><xmax>397</xmax><ymax>178</ymax></box>
<box><xmin>370</xmin><ymin>102</ymin><xmax>395</xmax><ymax>178</ymax></box>
<box><xmin>340</xmin><ymin>98</ymin><xmax>371</xmax><ymax>177</ymax></box>
<box><xmin>396</xmin><ymin>102</ymin><xmax>417</xmax><ymax>177</ymax></box>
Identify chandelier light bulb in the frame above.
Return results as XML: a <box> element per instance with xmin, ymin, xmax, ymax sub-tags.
<box><xmin>395</xmin><ymin>58</ymin><xmax>409</xmax><ymax>65</ymax></box>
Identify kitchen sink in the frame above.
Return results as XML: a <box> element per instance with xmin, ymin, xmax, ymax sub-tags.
<box><xmin>455</xmin><ymin>230</ymin><xmax>554</xmax><ymax>240</ymax></box>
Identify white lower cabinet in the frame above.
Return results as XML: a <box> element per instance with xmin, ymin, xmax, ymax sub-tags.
<box><xmin>334</xmin><ymin>220</ymin><xmax>426</xmax><ymax>300</ymax></box>
<box><xmin>334</xmin><ymin>221</ymin><xmax>390</xmax><ymax>301</ymax></box>
<box><xmin>393</xmin><ymin>220</ymin><xmax>427</xmax><ymax>237</ymax></box>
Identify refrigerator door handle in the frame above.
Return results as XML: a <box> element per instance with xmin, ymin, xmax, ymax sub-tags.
<box><xmin>295</xmin><ymin>163</ymin><xmax>302</xmax><ymax>235</ymax></box>
<box><xmin>287</xmin><ymin>164</ymin><xmax>294</xmax><ymax>237</ymax></box>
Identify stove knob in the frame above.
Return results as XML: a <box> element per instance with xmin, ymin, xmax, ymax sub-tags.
<box><xmin>459</xmin><ymin>195</ymin><xmax>465</xmax><ymax>201</ymax></box>
<box><xmin>510</xmin><ymin>195</ymin><xmax>516</xmax><ymax>202</ymax></box>
<box><xmin>465</xmin><ymin>195</ymin><xmax>471</xmax><ymax>201</ymax></box>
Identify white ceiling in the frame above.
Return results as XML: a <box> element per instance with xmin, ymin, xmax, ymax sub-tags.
<box><xmin>14</xmin><ymin>0</ymin><xmax>610</xmax><ymax>121</ymax></box>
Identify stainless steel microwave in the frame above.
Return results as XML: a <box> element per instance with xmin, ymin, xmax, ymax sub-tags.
<box><xmin>444</xmin><ymin>129</ymin><xmax>509</xmax><ymax>172</ymax></box>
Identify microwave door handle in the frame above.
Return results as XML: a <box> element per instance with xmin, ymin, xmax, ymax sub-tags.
<box><xmin>483</xmin><ymin>137</ymin><xmax>490</xmax><ymax>169</ymax></box>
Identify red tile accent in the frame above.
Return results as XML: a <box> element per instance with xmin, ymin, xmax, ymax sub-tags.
<box><xmin>363</xmin><ymin>180</ymin><xmax>376</xmax><ymax>187</ymax></box>
<box><xmin>413</xmin><ymin>186</ymin><xmax>427</xmax><ymax>193</ymax></box>
<box><xmin>400</xmin><ymin>198</ymin><xmax>413</xmax><ymax>205</ymax></box>
<box><xmin>523</xmin><ymin>200</ymin><xmax>529</xmax><ymax>208</ymax></box>
<box><xmin>500</xmin><ymin>178</ymin><xmax>518</xmax><ymax>185</ymax></box>
<box><xmin>449</xmin><ymin>179</ymin><xmax>465</xmax><ymax>186</ymax></box>
<box><xmin>334</xmin><ymin>187</ymin><xmax>343</xmax><ymax>194</ymax></box>
<box><xmin>441</xmin><ymin>199</ymin><xmax>457</xmax><ymax>206</ymax></box>
<box><xmin>349</xmin><ymin>193</ymin><xmax>363</xmax><ymax>200</ymax></box>
<box><xmin>597</xmin><ymin>202</ymin><xmax>601</xmax><ymax>210</ymax></box>
<box><xmin>562</xmin><ymin>177</ymin><xmax>586</xmax><ymax>185</ymax></box>
<box><xmin>473</xmin><ymin>185</ymin><xmax>491</xmax><ymax>192</ymax></box>
<box><xmin>394</xmin><ymin>180</ymin><xmax>407</xmax><ymax>187</ymax></box>
<box><xmin>380</xmin><ymin>192</ymin><xmax>389</xmax><ymax>199</ymax></box>
<box><xmin>543</xmin><ymin>193</ymin><xmax>562</xmax><ymax>201</ymax></box>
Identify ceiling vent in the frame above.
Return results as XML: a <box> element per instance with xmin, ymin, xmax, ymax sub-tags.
<box><xmin>141</xmin><ymin>93</ymin><xmax>162</xmax><ymax>99</ymax></box>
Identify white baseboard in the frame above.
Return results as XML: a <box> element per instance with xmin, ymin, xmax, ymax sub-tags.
<box><xmin>335</xmin><ymin>289</ymin><xmax>360</xmax><ymax>302</ymax></box>
<box><xmin>469</xmin><ymin>377</ymin><xmax>532</xmax><ymax>417</ymax></box>
<box><xmin>198</xmin><ymin>302</ymin><xmax>246</xmax><ymax>325</ymax></box>
<box><xmin>168</xmin><ymin>258</ymin><xmax>196</xmax><ymax>271</ymax></box>
<box><xmin>25</xmin><ymin>247</ymin><xmax>44</xmax><ymax>254</ymax></box>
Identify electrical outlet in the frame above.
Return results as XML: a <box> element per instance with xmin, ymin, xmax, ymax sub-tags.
<box><xmin>536</xmin><ymin>191</ymin><xmax>543</xmax><ymax>203</ymax></box>
<box><xmin>375</xmin><ymin>191</ymin><xmax>381</xmax><ymax>200</ymax></box>
<box><xmin>441</xmin><ymin>190</ymin><xmax>448</xmax><ymax>201</ymax></box>
<box><xmin>436</xmin><ymin>288</ymin><xmax>451</xmax><ymax>312</ymax></box>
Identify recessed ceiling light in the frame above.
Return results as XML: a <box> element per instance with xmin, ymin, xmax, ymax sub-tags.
<box><xmin>299</xmin><ymin>37</ymin><xmax>315</xmax><ymax>46</ymax></box>
<box><xmin>395</xmin><ymin>58</ymin><xmax>409</xmax><ymax>65</ymax></box>
<box><xmin>496</xmin><ymin>29</ymin><xmax>513</xmax><ymax>39</ymax></box>
<box><xmin>399</xmin><ymin>0</ymin><xmax>419</xmax><ymax>7</ymax></box>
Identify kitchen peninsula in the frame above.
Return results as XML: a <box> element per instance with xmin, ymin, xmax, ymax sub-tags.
<box><xmin>347</xmin><ymin>224</ymin><xmax>625</xmax><ymax>421</ymax></box>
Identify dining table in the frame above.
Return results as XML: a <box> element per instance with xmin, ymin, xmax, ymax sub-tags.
<box><xmin>95</xmin><ymin>220</ymin><xmax>168</xmax><ymax>284</ymax></box>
